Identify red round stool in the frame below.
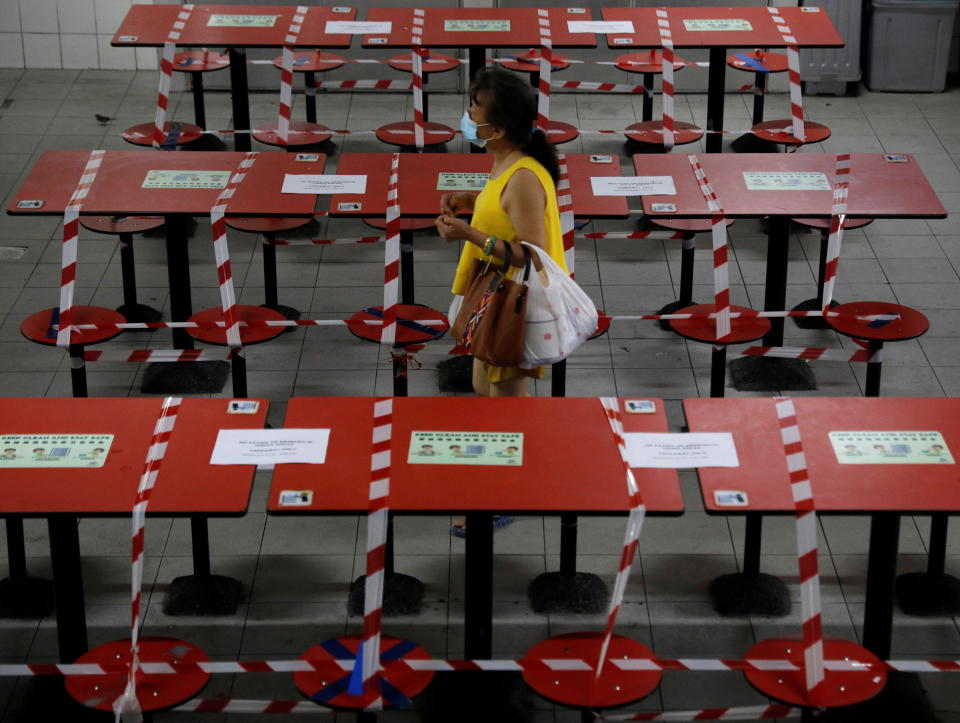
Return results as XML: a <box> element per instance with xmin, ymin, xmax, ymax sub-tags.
<box><xmin>751</xmin><ymin>119</ymin><xmax>831</xmax><ymax>149</ymax></box>
<box><xmin>122</xmin><ymin>121</ymin><xmax>204</xmax><ymax>148</ymax></box>
<box><xmin>727</xmin><ymin>50</ymin><xmax>788</xmax><ymax>152</ymax></box>
<box><xmin>347</xmin><ymin>304</ymin><xmax>449</xmax><ymax>397</ymax></box>
<box><xmin>498</xmin><ymin>49</ymin><xmax>578</xmax><ymax>144</ymax></box>
<box><xmin>668</xmin><ymin>303</ymin><xmax>771</xmax><ymax>398</ymax></box>
<box><xmin>173</xmin><ymin>50</ymin><xmax>230</xmax><ymax>129</ymax></box>
<box><xmin>744</xmin><ymin>637</ymin><xmax>886</xmax><ymax>711</ymax></box>
<box><xmin>824</xmin><ymin>301</ymin><xmax>929</xmax><ymax>398</ymax></box>
<box><xmin>21</xmin><ymin>306</ymin><xmax>125</xmax><ymax>397</ymax></box>
<box><xmin>293</xmin><ymin>635</ymin><xmax>434</xmax><ymax>714</ymax></box>
<box><xmin>790</xmin><ymin>216</ymin><xmax>875</xmax><ymax>329</ymax></box>
<box><xmin>521</xmin><ymin>633</ymin><xmax>661</xmax><ymax>713</ymax></box>
<box><xmin>225</xmin><ymin>216</ymin><xmax>317</xmax><ymax>323</ymax></box>
<box><xmin>271</xmin><ymin>51</ymin><xmax>345</xmax><ymax>125</ymax></box>
<box><xmin>624</xmin><ymin>120</ymin><xmax>704</xmax><ymax>151</ymax></box>
<box><xmin>374</xmin><ymin>52</ymin><xmax>459</xmax><ymax>149</ymax></box>
<box><xmin>252</xmin><ymin>120</ymin><xmax>333</xmax><ymax>149</ymax></box>
<box><xmin>65</xmin><ymin>637</ymin><xmax>210</xmax><ymax>714</ymax></box>
<box><xmin>81</xmin><ymin>215</ymin><xmax>165</xmax><ymax>325</ymax></box>
<box><xmin>615</xmin><ymin>50</ymin><xmax>687</xmax><ymax>122</ymax></box>
<box><xmin>362</xmin><ymin>218</ymin><xmax>436</xmax><ymax>306</ymax></box>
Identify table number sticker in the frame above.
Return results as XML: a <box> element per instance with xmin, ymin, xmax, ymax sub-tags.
<box><xmin>295</xmin><ymin>153</ymin><xmax>320</xmax><ymax>162</ymax></box>
<box><xmin>368</xmin><ymin>37</ymin><xmax>388</xmax><ymax>44</ymax></box>
<box><xmin>590</xmin><ymin>155</ymin><xmax>614</xmax><ymax>164</ymax></box>
<box><xmin>884</xmin><ymin>154</ymin><xmax>909</xmax><ymax>163</ymax></box>
<box><xmin>332</xmin><ymin>6</ymin><xmax>351</xmax><ymax>12</ymax></box>
<box><xmin>326</xmin><ymin>21</ymin><xmax>392</xmax><ymax>34</ymax></box>
<box><xmin>207</xmin><ymin>14</ymin><xmax>278</xmax><ymax>27</ymax></box>
<box><xmin>829</xmin><ymin>431</ymin><xmax>954</xmax><ymax>465</ymax></box>
<box><xmin>800</xmin><ymin>7</ymin><xmax>821</xmax><ymax>11</ymax></box>
<box><xmin>337</xmin><ymin>202</ymin><xmax>362</xmax><ymax>211</ymax></box>
<box><xmin>0</xmin><ymin>434</ymin><xmax>114</xmax><ymax>468</ymax></box>
<box><xmin>624</xmin><ymin>399</ymin><xmax>656</xmax><ymax>414</ymax></box>
<box><xmin>444</xmin><ymin>19</ymin><xmax>511</xmax><ymax>32</ymax></box>
<box><xmin>567</xmin><ymin>8</ymin><xmax>588</xmax><ymax>14</ymax></box>
<box><xmin>715</xmin><ymin>490</ymin><xmax>749</xmax><ymax>507</ymax></box>
<box><xmin>408</xmin><ymin>431</ymin><xmax>523</xmax><ymax>466</ymax></box>
<box><xmin>436</xmin><ymin>172</ymin><xmax>488</xmax><ymax>191</ymax></box>
<box><xmin>142</xmin><ymin>170</ymin><xmax>230</xmax><ymax>189</ymax></box>
<box><xmin>16</xmin><ymin>200</ymin><xmax>43</xmax><ymax>209</ymax></box>
<box><xmin>651</xmin><ymin>203</ymin><xmax>677</xmax><ymax>213</ymax></box>
<box><xmin>227</xmin><ymin>400</ymin><xmax>260</xmax><ymax>415</ymax></box>
<box><xmin>743</xmin><ymin>172</ymin><xmax>831</xmax><ymax>191</ymax></box>
<box><xmin>117</xmin><ymin>35</ymin><xmax>138</xmax><ymax>42</ymax></box>
<box><xmin>279</xmin><ymin>490</ymin><xmax>313</xmax><ymax>506</ymax></box>
<box><xmin>683</xmin><ymin>19</ymin><xmax>753</xmax><ymax>31</ymax></box>
<box><xmin>613</xmin><ymin>38</ymin><xmax>633</xmax><ymax>45</ymax></box>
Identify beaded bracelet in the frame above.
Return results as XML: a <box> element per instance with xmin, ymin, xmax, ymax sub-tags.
<box><xmin>483</xmin><ymin>235</ymin><xmax>497</xmax><ymax>256</ymax></box>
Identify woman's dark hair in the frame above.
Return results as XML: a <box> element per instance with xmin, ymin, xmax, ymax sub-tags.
<box><xmin>469</xmin><ymin>67</ymin><xmax>559</xmax><ymax>183</ymax></box>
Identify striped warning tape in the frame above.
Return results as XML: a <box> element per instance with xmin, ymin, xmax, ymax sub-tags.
<box><xmin>382</xmin><ymin>152</ymin><xmax>401</xmax><ymax>346</ymax></box>
<box><xmin>536</xmin><ymin>9</ymin><xmax>553</xmax><ymax>132</ymax></box>
<box><xmin>767</xmin><ymin>7</ymin><xmax>804</xmax><ymax>143</ymax></box>
<box><xmin>82</xmin><ymin>349</ymin><xmax>235</xmax><ymax>363</ymax></box>
<box><xmin>153</xmin><ymin>4</ymin><xmax>194</xmax><ymax>149</ymax></box>
<box><xmin>557</xmin><ymin>153</ymin><xmax>575</xmax><ymax>274</ymax></box>
<box><xmin>58</xmin><ymin>149</ymin><xmax>105</xmax><ymax>349</ymax></box>
<box><xmin>410</xmin><ymin>8</ymin><xmax>426</xmax><ymax>149</ymax></box>
<box><xmin>113</xmin><ymin>397</ymin><xmax>182</xmax><ymax>721</ymax></box>
<box><xmin>277</xmin><ymin>6</ymin><xmax>308</xmax><ymax>147</ymax></box>
<box><xmin>686</xmin><ymin>154</ymin><xmax>730</xmax><ymax>340</ymax></box>
<box><xmin>742</xmin><ymin>346</ymin><xmax>882</xmax><ymax>364</ymax></box>
<box><xmin>774</xmin><ymin>397</ymin><xmax>824</xmax><ymax>692</ymax></box>
<box><xmin>654</xmin><ymin>10</ymin><xmax>675</xmax><ymax>151</ymax></box>
<box><xmin>596</xmin><ymin>704</ymin><xmax>796</xmax><ymax>721</ymax></box>
<box><xmin>821</xmin><ymin>154</ymin><xmax>851</xmax><ymax>311</ymax></box>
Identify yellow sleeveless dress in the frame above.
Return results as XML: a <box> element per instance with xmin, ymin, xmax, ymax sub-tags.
<box><xmin>451</xmin><ymin>156</ymin><xmax>568</xmax><ymax>383</ymax></box>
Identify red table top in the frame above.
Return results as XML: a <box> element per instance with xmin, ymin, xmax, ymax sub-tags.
<box><xmin>329</xmin><ymin>153</ymin><xmax>628</xmax><ymax>219</ymax></box>
<box><xmin>7</xmin><ymin>151</ymin><xmax>324</xmax><ymax>217</ymax></box>
<box><xmin>270</xmin><ymin>397</ymin><xmax>682</xmax><ymax>514</ymax></box>
<box><xmin>0</xmin><ymin>398</ymin><xmax>268</xmax><ymax>516</ymax></box>
<box><xmin>362</xmin><ymin>8</ymin><xmax>598</xmax><ymax>48</ymax></box>
<box><xmin>112</xmin><ymin>5</ymin><xmax>355</xmax><ymax>48</ymax></box>
<box><xmin>634</xmin><ymin>153</ymin><xmax>947</xmax><ymax>219</ymax></box>
<box><xmin>602</xmin><ymin>6</ymin><xmax>843</xmax><ymax>49</ymax></box>
<box><xmin>684</xmin><ymin>397</ymin><xmax>960</xmax><ymax>514</ymax></box>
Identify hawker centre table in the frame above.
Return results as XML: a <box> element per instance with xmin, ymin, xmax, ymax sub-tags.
<box><xmin>602</xmin><ymin>6</ymin><xmax>844</xmax><ymax>153</ymax></box>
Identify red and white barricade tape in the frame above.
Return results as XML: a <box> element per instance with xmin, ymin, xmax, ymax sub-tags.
<box><xmin>596</xmin><ymin>398</ymin><xmax>647</xmax><ymax>679</ymax></box>
<box><xmin>82</xmin><ymin>349</ymin><xmax>235</xmax><ymax>363</ymax></box>
<box><xmin>211</xmin><ymin>153</ymin><xmax>257</xmax><ymax>355</ymax></box>
<box><xmin>114</xmin><ymin>397</ymin><xmax>182</xmax><ymax>722</ymax></box>
<box><xmin>557</xmin><ymin>153</ymin><xmax>575</xmax><ymax>274</ymax></box>
<box><xmin>173</xmin><ymin>700</ymin><xmax>326</xmax><ymax>714</ymax></box>
<box><xmin>314</xmin><ymin>79</ymin><xmax>413</xmax><ymax>90</ymax></box>
<box><xmin>153</xmin><ymin>4</ymin><xmax>194</xmax><ymax>149</ymax></box>
<box><xmin>655</xmin><ymin>9</ymin><xmax>675</xmax><ymax>151</ymax></box>
<box><xmin>774</xmin><ymin>397</ymin><xmax>824</xmax><ymax>691</ymax></box>
<box><xmin>821</xmin><ymin>153</ymin><xmax>851</xmax><ymax>311</ymax></box>
<box><xmin>767</xmin><ymin>7</ymin><xmax>804</xmax><ymax>143</ymax></box>
<box><xmin>382</xmin><ymin>153</ymin><xmax>401</xmax><ymax>346</ymax></box>
<box><xmin>742</xmin><ymin>346</ymin><xmax>881</xmax><ymax>364</ymax></box>
<box><xmin>411</xmin><ymin>8</ymin><xmax>426</xmax><ymax>149</ymax></box>
<box><xmin>536</xmin><ymin>9</ymin><xmax>552</xmax><ymax>132</ymax></box>
<box><xmin>596</xmin><ymin>704</ymin><xmax>795</xmax><ymax>721</ymax></box>
<box><xmin>58</xmin><ymin>149</ymin><xmax>105</xmax><ymax>349</ymax></box>
<box><xmin>687</xmin><ymin>155</ymin><xmax>730</xmax><ymax>340</ymax></box>
<box><xmin>277</xmin><ymin>6</ymin><xmax>308</xmax><ymax>147</ymax></box>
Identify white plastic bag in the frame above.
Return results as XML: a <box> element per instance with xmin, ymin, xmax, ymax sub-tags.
<box><xmin>519</xmin><ymin>242</ymin><xmax>599</xmax><ymax>368</ymax></box>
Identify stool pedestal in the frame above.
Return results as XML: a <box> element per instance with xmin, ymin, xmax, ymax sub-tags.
<box><xmin>173</xmin><ymin>50</ymin><xmax>230</xmax><ymax>129</ymax></box>
<box><xmin>727</xmin><ymin>50</ymin><xmax>788</xmax><ymax>153</ymax></box>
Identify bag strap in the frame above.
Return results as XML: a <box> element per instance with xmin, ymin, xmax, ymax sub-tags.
<box><xmin>518</xmin><ymin>243</ymin><xmax>532</xmax><ymax>282</ymax></box>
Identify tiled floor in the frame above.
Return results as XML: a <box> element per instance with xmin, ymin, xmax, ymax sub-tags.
<box><xmin>0</xmin><ymin>66</ymin><xmax>959</xmax><ymax>721</ymax></box>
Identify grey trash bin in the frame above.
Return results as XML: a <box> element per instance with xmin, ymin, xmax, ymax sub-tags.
<box><xmin>868</xmin><ymin>0</ymin><xmax>959</xmax><ymax>91</ymax></box>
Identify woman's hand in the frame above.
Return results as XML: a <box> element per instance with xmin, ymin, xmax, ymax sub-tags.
<box><xmin>440</xmin><ymin>192</ymin><xmax>476</xmax><ymax>216</ymax></box>
<box><xmin>435</xmin><ymin>214</ymin><xmax>484</xmax><ymax>245</ymax></box>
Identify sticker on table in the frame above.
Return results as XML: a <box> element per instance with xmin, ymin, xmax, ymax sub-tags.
<box><xmin>590</xmin><ymin>155</ymin><xmax>614</xmax><ymax>164</ymax></box>
<box><xmin>436</xmin><ymin>172</ymin><xmax>488</xmax><ymax>191</ymax></box>
<box><xmin>715</xmin><ymin>490</ymin><xmax>749</xmax><ymax>507</ymax></box>
<box><xmin>650</xmin><ymin>203</ymin><xmax>677</xmax><ymax>213</ymax></box>
<box><xmin>624</xmin><ymin>432</ymin><xmax>739</xmax><ymax>468</ymax></box>
<box><xmin>333</xmin><ymin>6</ymin><xmax>351</xmax><ymax>12</ymax></box>
<box><xmin>116</xmin><ymin>35</ymin><xmax>138</xmax><ymax>42</ymax></box>
<box><xmin>16</xmin><ymin>200</ymin><xmax>43</xmax><ymax>209</ymax></box>
<box><xmin>683</xmin><ymin>18</ymin><xmax>752</xmax><ymax>31</ymax></box>
<box><xmin>742</xmin><ymin>171</ymin><xmax>831</xmax><ymax>191</ymax></box>
<box><xmin>591</xmin><ymin>176</ymin><xmax>677</xmax><ymax>196</ymax></box>
<box><xmin>279</xmin><ymin>489</ymin><xmax>314</xmax><ymax>506</ymax></box>
<box><xmin>209</xmin><ymin>429</ymin><xmax>331</xmax><ymax>465</ymax></box>
<box><xmin>326</xmin><ymin>20</ymin><xmax>392</xmax><ymax>34</ymax></box>
<box><xmin>800</xmin><ymin>6</ymin><xmax>821</xmax><ymax>11</ymax></box>
<box><xmin>624</xmin><ymin>399</ymin><xmax>656</xmax><ymax>414</ymax></box>
<box><xmin>207</xmin><ymin>14</ymin><xmax>278</xmax><ymax>27</ymax></box>
<box><xmin>227</xmin><ymin>400</ymin><xmax>260</xmax><ymax>415</ymax></box>
<box><xmin>884</xmin><ymin>154</ymin><xmax>910</xmax><ymax>163</ymax></box>
<box><xmin>829</xmin><ymin>431</ymin><xmax>954</xmax><ymax>465</ymax></box>
<box><xmin>368</xmin><ymin>37</ymin><xmax>388</xmax><ymax>44</ymax></box>
<box><xmin>0</xmin><ymin>434</ymin><xmax>114</xmax><ymax>468</ymax></box>
<box><xmin>567</xmin><ymin>8</ymin><xmax>588</xmax><ymax>14</ymax></box>
<box><xmin>408</xmin><ymin>431</ymin><xmax>523</xmax><ymax>466</ymax></box>
<box><xmin>337</xmin><ymin>202</ymin><xmax>362</xmax><ymax>211</ymax></box>
<box><xmin>282</xmin><ymin>174</ymin><xmax>367</xmax><ymax>195</ymax></box>
<box><xmin>142</xmin><ymin>170</ymin><xmax>230</xmax><ymax>189</ymax></box>
<box><xmin>567</xmin><ymin>20</ymin><xmax>635</xmax><ymax>34</ymax></box>
<box><xmin>612</xmin><ymin>37</ymin><xmax>633</xmax><ymax>45</ymax></box>
<box><xmin>296</xmin><ymin>153</ymin><xmax>320</xmax><ymax>162</ymax></box>
<box><xmin>444</xmin><ymin>19</ymin><xmax>510</xmax><ymax>32</ymax></box>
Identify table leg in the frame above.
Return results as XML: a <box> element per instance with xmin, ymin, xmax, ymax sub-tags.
<box><xmin>705</xmin><ymin>47</ymin><xmax>726</xmax><ymax>153</ymax></box>
<box><xmin>550</xmin><ymin>359</ymin><xmax>566</xmax><ymax>397</ymax></box>
<box><xmin>709</xmin><ymin>513</ymin><xmax>789</xmax><ymax>616</ymax></box>
<box><xmin>791</xmin><ymin>230</ymin><xmax>834</xmax><ymax>330</ymax></box>
<box><xmin>895</xmin><ymin>513</ymin><xmax>960</xmax><ymax>616</ymax></box>
<box><xmin>48</xmin><ymin>516</ymin><xmax>87</xmax><ymax>662</ymax></box>
<box><xmin>164</xmin><ymin>215</ymin><xmax>193</xmax><ymax>352</ymax></box>
<box><xmin>0</xmin><ymin>518</ymin><xmax>55</xmax><ymax>618</ymax></box>
<box><xmin>657</xmin><ymin>236</ymin><xmax>698</xmax><ymax>325</ymax></box>
<box><xmin>163</xmin><ymin>516</ymin><xmax>242</xmax><ymax>615</ymax></box>
<box><xmin>400</xmin><ymin>229</ymin><xmax>414</xmax><ymax>305</ymax></box>
<box><xmin>762</xmin><ymin>216</ymin><xmax>789</xmax><ymax>348</ymax></box>
<box><xmin>117</xmin><ymin>232</ymin><xmax>163</xmax><ymax>324</ymax></box>
<box><xmin>349</xmin><ymin>513</ymin><xmax>425</xmax><ymax>616</ymax></box>
<box><xmin>190</xmin><ymin>71</ymin><xmax>206</xmax><ymax>129</ymax></box>
<box><xmin>69</xmin><ymin>344</ymin><xmax>88</xmax><ymax>398</ymax></box>
<box><xmin>642</xmin><ymin>72</ymin><xmax>653</xmax><ymax>122</ymax></box>
<box><xmin>710</xmin><ymin>344</ymin><xmax>726</xmax><ymax>398</ymax></box>
<box><xmin>863</xmin><ymin>512</ymin><xmax>900</xmax><ymax>659</ymax></box>
<box><xmin>228</xmin><ymin>48</ymin><xmax>251</xmax><ymax>152</ymax></box>
<box><xmin>304</xmin><ymin>71</ymin><xmax>317</xmax><ymax>124</ymax></box>
<box><xmin>392</xmin><ymin>347</ymin><xmax>408</xmax><ymax>397</ymax></box>
<box><xmin>864</xmin><ymin>340</ymin><xmax>884</xmax><ymax>398</ymax></box>
<box><xmin>464</xmin><ymin>511</ymin><xmax>493</xmax><ymax>658</ymax></box>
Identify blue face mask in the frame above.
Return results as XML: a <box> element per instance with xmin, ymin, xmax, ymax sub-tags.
<box><xmin>461</xmin><ymin>110</ymin><xmax>491</xmax><ymax>148</ymax></box>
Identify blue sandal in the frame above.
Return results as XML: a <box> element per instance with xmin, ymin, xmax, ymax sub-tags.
<box><xmin>451</xmin><ymin>515</ymin><xmax>515</xmax><ymax>538</ymax></box>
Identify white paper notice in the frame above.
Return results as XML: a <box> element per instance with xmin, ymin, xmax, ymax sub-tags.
<box><xmin>567</xmin><ymin>20</ymin><xmax>635</xmax><ymax>34</ymax></box>
<box><xmin>591</xmin><ymin>176</ymin><xmax>677</xmax><ymax>196</ymax></box>
<box><xmin>624</xmin><ymin>433</ymin><xmax>739</xmax><ymax>468</ymax></box>
<box><xmin>210</xmin><ymin>429</ymin><xmax>330</xmax><ymax>466</ymax></box>
<box><xmin>282</xmin><ymin>174</ymin><xmax>367</xmax><ymax>195</ymax></box>
<box><xmin>326</xmin><ymin>20</ymin><xmax>392</xmax><ymax>34</ymax></box>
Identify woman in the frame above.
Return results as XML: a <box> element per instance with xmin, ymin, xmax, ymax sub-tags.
<box><xmin>436</xmin><ymin>67</ymin><xmax>568</xmax><ymax>399</ymax></box>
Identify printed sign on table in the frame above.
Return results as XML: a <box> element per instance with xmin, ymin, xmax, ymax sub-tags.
<box><xmin>326</xmin><ymin>21</ymin><xmax>392</xmax><ymax>34</ymax></box>
<box><xmin>444</xmin><ymin>19</ymin><xmax>510</xmax><ymax>32</ymax></box>
<box><xmin>743</xmin><ymin>172</ymin><xmax>832</xmax><ymax>191</ymax></box>
<box><xmin>436</xmin><ymin>172</ymin><xmax>488</xmax><ymax>191</ymax></box>
<box><xmin>624</xmin><ymin>432</ymin><xmax>739</xmax><ymax>468</ymax></box>
<box><xmin>282</xmin><ymin>174</ymin><xmax>367</xmax><ymax>195</ymax></box>
<box><xmin>142</xmin><ymin>170</ymin><xmax>230</xmax><ymax>189</ymax></box>
<box><xmin>683</xmin><ymin>19</ymin><xmax>752</xmax><ymax>31</ymax></box>
<box><xmin>591</xmin><ymin>176</ymin><xmax>677</xmax><ymax>196</ymax></box>
<box><xmin>0</xmin><ymin>434</ymin><xmax>114</xmax><ymax>468</ymax></box>
<box><xmin>408</xmin><ymin>431</ymin><xmax>523</xmax><ymax>466</ymax></box>
<box><xmin>207</xmin><ymin>15</ymin><xmax>278</xmax><ymax>27</ymax></box>
<box><xmin>210</xmin><ymin>429</ymin><xmax>331</xmax><ymax>466</ymax></box>
<box><xmin>829</xmin><ymin>431</ymin><xmax>954</xmax><ymax>465</ymax></box>
<box><xmin>567</xmin><ymin>21</ymin><xmax>635</xmax><ymax>34</ymax></box>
